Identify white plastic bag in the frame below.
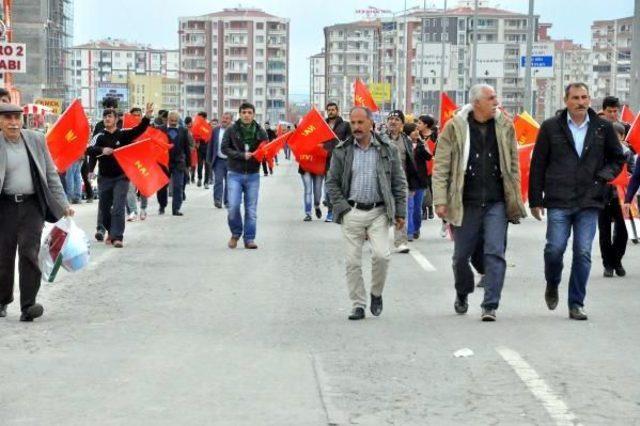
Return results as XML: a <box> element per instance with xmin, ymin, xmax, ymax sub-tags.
<box><xmin>38</xmin><ymin>217</ymin><xmax>90</xmax><ymax>283</ymax></box>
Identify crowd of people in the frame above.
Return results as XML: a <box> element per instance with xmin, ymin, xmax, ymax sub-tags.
<box><xmin>0</xmin><ymin>81</ymin><xmax>638</xmax><ymax>323</ymax></box>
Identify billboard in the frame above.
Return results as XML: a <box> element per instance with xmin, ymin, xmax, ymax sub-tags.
<box><xmin>476</xmin><ymin>43</ymin><xmax>505</xmax><ymax>78</ymax></box>
<box><xmin>369</xmin><ymin>83</ymin><xmax>392</xmax><ymax>103</ymax></box>
<box><xmin>414</xmin><ymin>43</ymin><xmax>452</xmax><ymax>78</ymax></box>
<box><xmin>519</xmin><ymin>43</ymin><xmax>555</xmax><ymax>78</ymax></box>
<box><xmin>34</xmin><ymin>98</ymin><xmax>63</xmax><ymax>114</ymax></box>
<box><xmin>0</xmin><ymin>43</ymin><xmax>27</xmax><ymax>73</ymax></box>
<box><xmin>97</xmin><ymin>83</ymin><xmax>128</xmax><ymax>105</ymax></box>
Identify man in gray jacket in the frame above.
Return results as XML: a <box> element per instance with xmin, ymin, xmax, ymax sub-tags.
<box><xmin>0</xmin><ymin>104</ymin><xmax>74</xmax><ymax>322</ymax></box>
<box><xmin>326</xmin><ymin>107</ymin><xmax>407</xmax><ymax>320</ymax></box>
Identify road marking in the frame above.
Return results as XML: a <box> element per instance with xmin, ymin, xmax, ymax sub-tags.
<box><xmin>311</xmin><ymin>354</ymin><xmax>348</xmax><ymax>426</ymax></box>
<box><xmin>496</xmin><ymin>347</ymin><xmax>583</xmax><ymax>426</ymax></box>
<box><xmin>409</xmin><ymin>249</ymin><xmax>437</xmax><ymax>271</ymax></box>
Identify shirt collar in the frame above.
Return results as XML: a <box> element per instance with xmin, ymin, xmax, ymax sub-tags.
<box><xmin>567</xmin><ymin>113</ymin><xmax>590</xmax><ymax>129</ymax></box>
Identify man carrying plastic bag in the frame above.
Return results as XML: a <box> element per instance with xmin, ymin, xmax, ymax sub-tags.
<box><xmin>0</xmin><ymin>104</ymin><xmax>74</xmax><ymax>322</ymax></box>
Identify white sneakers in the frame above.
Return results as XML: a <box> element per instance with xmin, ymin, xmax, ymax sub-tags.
<box><xmin>396</xmin><ymin>244</ymin><xmax>410</xmax><ymax>254</ymax></box>
<box><xmin>127</xmin><ymin>212</ymin><xmax>138</xmax><ymax>222</ymax></box>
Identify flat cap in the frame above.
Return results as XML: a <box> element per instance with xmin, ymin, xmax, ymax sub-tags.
<box><xmin>0</xmin><ymin>103</ymin><xmax>23</xmax><ymax>115</ymax></box>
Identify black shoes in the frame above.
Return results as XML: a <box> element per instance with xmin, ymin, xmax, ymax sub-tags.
<box><xmin>545</xmin><ymin>285</ymin><xmax>559</xmax><ymax>310</ymax></box>
<box><xmin>569</xmin><ymin>306</ymin><xmax>588</xmax><ymax>320</ymax></box>
<box><xmin>481</xmin><ymin>308</ymin><xmax>496</xmax><ymax>322</ymax></box>
<box><xmin>454</xmin><ymin>293</ymin><xmax>468</xmax><ymax>314</ymax></box>
<box><xmin>413</xmin><ymin>231</ymin><xmax>420</xmax><ymax>240</ymax></box>
<box><xmin>159</xmin><ymin>207</ymin><xmax>165</xmax><ymax>215</ymax></box>
<box><xmin>348</xmin><ymin>307</ymin><xmax>365</xmax><ymax>320</ymax></box>
<box><xmin>603</xmin><ymin>267</ymin><xmax>614</xmax><ymax>278</ymax></box>
<box><xmin>20</xmin><ymin>304</ymin><xmax>44</xmax><ymax>322</ymax></box>
<box><xmin>0</xmin><ymin>304</ymin><xmax>7</xmax><ymax>317</ymax></box>
<box><xmin>303</xmin><ymin>214</ymin><xmax>312</xmax><ymax>222</ymax></box>
<box><xmin>615</xmin><ymin>265</ymin><xmax>626</xmax><ymax>277</ymax></box>
<box><xmin>197</xmin><ymin>179</ymin><xmax>202</xmax><ymax>187</ymax></box>
<box><xmin>315</xmin><ymin>206</ymin><xmax>322</xmax><ymax>219</ymax></box>
<box><xmin>214</xmin><ymin>201</ymin><xmax>223</xmax><ymax>209</ymax></box>
<box><xmin>370</xmin><ymin>295</ymin><xmax>383</xmax><ymax>316</ymax></box>
<box><xmin>204</xmin><ymin>183</ymin><xmax>210</xmax><ymax>190</ymax></box>
<box><xmin>95</xmin><ymin>230</ymin><xmax>105</xmax><ymax>242</ymax></box>
<box><xmin>172</xmin><ymin>211</ymin><xmax>184</xmax><ymax>216</ymax></box>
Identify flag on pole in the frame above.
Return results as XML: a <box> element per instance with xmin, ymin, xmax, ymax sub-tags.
<box><xmin>134</xmin><ymin>127</ymin><xmax>172</xmax><ymax>167</ymax></box>
<box><xmin>253</xmin><ymin>131</ymin><xmax>292</xmax><ymax>163</ymax></box>
<box><xmin>113</xmin><ymin>139</ymin><xmax>170</xmax><ymax>197</ymax></box>
<box><xmin>513</xmin><ymin>111</ymin><xmax>540</xmax><ymax>145</ymax></box>
<box><xmin>191</xmin><ymin>115</ymin><xmax>213</xmax><ymax>142</ymax></box>
<box><xmin>45</xmin><ymin>99</ymin><xmax>90</xmax><ymax>172</ymax></box>
<box><xmin>621</xmin><ymin>105</ymin><xmax>635</xmax><ymax>124</ymax></box>
<box><xmin>122</xmin><ymin>113</ymin><xmax>142</xmax><ymax>129</ymax></box>
<box><xmin>439</xmin><ymin>92</ymin><xmax>457</xmax><ymax>131</ymax></box>
<box><xmin>354</xmin><ymin>78</ymin><xmax>379</xmax><ymax>112</ymax></box>
<box><xmin>287</xmin><ymin>108</ymin><xmax>337</xmax><ymax>175</ymax></box>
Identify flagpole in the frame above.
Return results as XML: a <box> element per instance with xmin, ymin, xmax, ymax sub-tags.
<box><xmin>524</xmin><ymin>0</ymin><xmax>535</xmax><ymax>114</ymax></box>
<box><xmin>471</xmin><ymin>0</ymin><xmax>479</xmax><ymax>86</ymax></box>
<box><xmin>419</xmin><ymin>0</ymin><xmax>426</xmax><ymax>114</ymax></box>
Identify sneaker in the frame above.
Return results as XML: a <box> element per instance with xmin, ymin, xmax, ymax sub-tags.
<box><xmin>395</xmin><ymin>244</ymin><xmax>410</xmax><ymax>254</ymax></box>
<box><xmin>140</xmin><ymin>209</ymin><xmax>147</xmax><ymax>220</ymax></box>
<box><xmin>454</xmin><ymin>293</ymin><xmax>468</xmax><ymax>314</ymax></box>
<box><xmin>325</xmin><ymin>212</ymin><xmax>333</xmax><ymax>222</ymax></box>
<box><xmin>303</xmin><ymin>214</ymin><xmax>312</xmax><ymax>222</ymax></box>
<box><xmin>127</xmin><ymin>212</ymin><xmax>138</xmax><ymax>222</ymax></box>
<box><xmin>315</xmin><ymin>206</ymin><xmax>322</xmax><ymax>219</ymax></box>
<box><xmin>481</xmin><ymin>308</ymin><xmax>496</xmax><ymax>322</ymax></box>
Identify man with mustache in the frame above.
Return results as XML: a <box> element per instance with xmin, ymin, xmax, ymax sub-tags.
<box><xmin>529</xmin><ymin>83</ymin><xmax>625</xmax><ymax>320</ymax></box>
<box><xmin>0</xmin><ymin>104</ymin><xmax>74</xmax><ymax>321</ymax></box>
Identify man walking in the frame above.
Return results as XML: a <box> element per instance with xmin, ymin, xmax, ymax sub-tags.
<box><xmin>157</xmin><ymin>111</ymin><xmax>192</xmax><ymax>216</ymax></box>
<box><xmin>323</xmin><ymin>102</ymin><xmax>352</xmax><ymax>222</ymax></box>
<box><xmin>221</xmin><ymin>103</ymin><xmax>268</xmax><ymax>249</ymax></box>
<box><xmin>206</xmin><ymin>112</ymin><xmax>232</xmax><ymax>209</ymax></box>
<box><xmin>87</xmin><ymin>103</ymin><xmax>153</xmax><ymax>248</ymax></box>
<box><xmin>326</xmin><ymin>106</ymin><xmax>407</xmax><ymax>320</ymax></box>
<box><xmin>529</xmin><ymin>83</ymin><xmax>624</xmax><ymax>320</ymax></box>
<box><xmin>195</xmin><ymin>111</ymin><xmax>211</xmax><ymax>189</ymax></box>
<box><xmin>0</xmin><ymin>103</ymin><xmax>74</xmax><ymax>321</ymax></box>
<box><xmin>433</xmin><ymin>84</ymin><xmax>526</xmax><ymax>321</ymax></box>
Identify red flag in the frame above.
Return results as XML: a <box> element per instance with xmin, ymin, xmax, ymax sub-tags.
<box><xmin>610</xmin><ymin>163</ymin><xmax>631</xmax><ymax>205</ymax></box>
<box><xmin>122</xmin><ymin>113</ymin><xmax>142</xmax><ymax>129</ymax></box>
<box><xmin>287</xmin><ymin>108</ymin><xmax>337</xmax><ymax>175</ymax></box>
<box><xmin>113</xmin><ymin>140</ymin><xmax>170</xmax><ymax>197</ymax></box>
<box><xmin>45</xmin><ymin>99</ymin><xmax>90</xmax><ymax>172</ymax></box>
<box><xmin>426</xmin><ymin>139</ymin><xmax>436</xmax><ymax>175</ymax></box>
<box><xmin>353</xmin><ymin>78</ymin><xmax>379</xmax><ymax>112</ymax></box>
<box><xmin>253</xmin><ymin>131</ymin><xmax>292</xmax><ymax>163</ymax></box>
<box><xmin>513</xmin><ymin>112</ymin><xmax>540</xmax><ymax>145</ymax></box>
<box><xmin>439</xmin><ymin>92</ymin><xmax>457</xmax><ymax>131</ymax></box>
<box><xmin>625</xmin><ymin>112</ymin><xmax>640</xmax><ymax>154</ymax></box>
<box><xmin>621</xmin><ymin>105</ymin><xmax>635</xmax><ymax>124</ymax></box>
<box><xmin>134</xmin><ymin>127</ymin><xmax>172</xmax><ymax>167</ymax></box>
<box><xmin>191</xmin><ymin>115</ymin><xmax>212</xmax><ymax>142</ymax></box>
<box><xmin>518</xmin><ymin>143</ymin><xmax>535</xmax><ymax>203</ymax></box>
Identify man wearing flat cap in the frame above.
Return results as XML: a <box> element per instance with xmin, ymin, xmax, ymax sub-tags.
<box><xmin>0</xmin><ymin>103</ymin><xmax>74</xmax><ymax>322</ymax></box>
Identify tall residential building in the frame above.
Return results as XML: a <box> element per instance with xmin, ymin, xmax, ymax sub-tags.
<box><xmin>178</xmin><ymin>8</ymin><xmax>289</xmax><ymax>122</ymax></box>
<box><xmin>591</xmin><ymin>16</ymin><xmax>633</xmax><ymax>107</ymax></box>
<box><xmin>71</xmin><ymin>39</ymin><xmax>179</xmax><ymax>119</ymax></box>
<box><xmin>309</xmin><ymin>50</ymin><xmax>326</xmax><ymax>113</ymax></box>
<box><xmin>128</xmin><ymin>75</ymin><xmax>181</xmax><ymax>113</ymax></box>
<box><xmin>323</xmin><ymin>2</ymin><xmax>540</xmax><ymax>117</ymax></box>
<box><xmin>11</xmin><ymin>0</ymin><xmax>74</xmax><ymax>105</ymax></box>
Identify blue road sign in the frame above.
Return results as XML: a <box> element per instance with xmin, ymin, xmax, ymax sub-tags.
<box><xmin>521</xmin><ymin>55</ymin><xmax>553</xmax><ymax>67</ymax></box>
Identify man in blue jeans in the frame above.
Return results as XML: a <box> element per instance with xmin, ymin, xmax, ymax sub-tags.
<box><xmin>206</xmin><ymin>112</ymin><xmax>232</xmax><ymax>208</ymax></box>
<box><xmin>221</xmin><ymin>102</ymin><xmax>268</xmax><ymax>249</ymax></box>
<box><xmin>529</xmin><ymin>83</ymin><xmax>624</xmax><ymax>320</ymax></box>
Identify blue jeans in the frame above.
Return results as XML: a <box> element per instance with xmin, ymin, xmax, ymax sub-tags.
<box><xmin>212</xmin><ymin>157</ymin><xmax>229</xmax><ymax>205</ymax></box>
<box><xmin>408</xmin><ymin>190</ymin><xmax>425</xmax><ymax>236</ymax></box>
<box><xmin>301</xmin><ymin>173</ymin><xmax>323</xmax><ymax>214</ymax></box>
<box><xmin>65</xmin><ymin>161</ymin><xmax>82</xmax><ymax>201</ymax></box>
<box><xmin>544</xmin><ymin>208</ymin><xmax>599</xmax><ymax>308</ymax></box>
<box><xmin>227</xmin><ymin>172</ymin><xmax>260</xmax><ymax>242</ymax></box>
<box><xmin>452</xmin><ymin>202</ymin><xmax>507</xmax><ymax>309</ymax></box>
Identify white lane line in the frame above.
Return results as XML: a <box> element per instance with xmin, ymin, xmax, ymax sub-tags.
<box><xmin>310</xmin><ymin>354</ymin><xmax>349</xmax><ymax>426</ymax></box>
<box><xmin>496</xmin><ymin>347</ymin><xmax>583</xmax><ymax>426</ymax></box>
<box><xmin>409</xmin><ymin>249</ymin><xmax>437</xmax><ymax>272</ymax></box>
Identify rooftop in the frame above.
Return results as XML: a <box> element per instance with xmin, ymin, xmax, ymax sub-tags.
<box><xmin>73</xmin><ymin>38</ymin><xmax>173</xmax><ymax>51</ymax></box>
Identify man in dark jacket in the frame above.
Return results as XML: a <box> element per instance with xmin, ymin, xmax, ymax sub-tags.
<box><xmin>156</xmin><ymin>111</ymin><xmax>192</xmax><ymax>216</ymax></box>
<box><xmin>323</xmin><ymin>102</ymin><xmax>352</xmax><ymax>222</ymax></box>
<box><xmin>221</xmin><ymin>102</ymin><xmax>268</xmax><ymax>249</ymax></box>
<box><xmin>529</xmin><ymin>83</ymin><xmax>625</xmax><ymax>320</ymax></box>
<box><xmin>206</xmin><ymin>112</ymin><xmax>233</xmax><ymax>208</ymax></box>
<box><xmin>87</xmin><ymin>103</ymin><xmax>153</xmax><ymax>248</ymax></box>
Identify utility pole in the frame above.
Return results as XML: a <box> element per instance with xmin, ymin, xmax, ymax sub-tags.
<box><xmin>630</xmin><ymin>0</ymin><xmax>640</xmax><ymax>110</ymax></box>
<box><xmin>524</xmin><ymin>0</ymin><xmax>535</xmax><ymax>113</ymax></box>
<box><xmin>419</xmin><ymin>0</ymin><xmax>426</xmax><ymax>114</ymax></box>
<box><xmin>471</xmin><ymin>0</ymin><xmax>479</xmax><ymax>85</ymax></box>
<box><xmin>439</xmin><ymin>0</ymin><xmax>447</xmax><ymax>115</ymax></box>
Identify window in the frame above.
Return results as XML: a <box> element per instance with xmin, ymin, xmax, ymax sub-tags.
<box><xmin>257</xmin><ymin>23</ymin><xmax>264</xmax><ymax>30</ymax></box>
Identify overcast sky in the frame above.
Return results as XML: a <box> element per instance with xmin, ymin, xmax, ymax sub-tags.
<box><xmin>74</xmin><ymin>0</ymin><xmax>634</xmax><ymax>100</ymax></box>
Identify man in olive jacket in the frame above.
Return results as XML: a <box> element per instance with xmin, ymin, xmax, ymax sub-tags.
<box><xmin>529</xmin><ymin>82</ymin><xmax>624</xmax><ymax>321</ymax></box>
<box><xmin>326</xmin><ymin>106</ymin><xmax>407</xmax><ymax>321</ymax></box>
<box><xmin>433</xmin><ymin>84</ymin><xmax>526</xmax><ymax>322</ymax></box>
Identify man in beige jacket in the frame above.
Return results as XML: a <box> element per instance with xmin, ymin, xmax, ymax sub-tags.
<box><xmin>433</xmin><ymin>84</ymin><xmax>526</xmax><ymax>321</ymax></box>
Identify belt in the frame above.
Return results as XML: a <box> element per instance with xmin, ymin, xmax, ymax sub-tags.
<box><xmin>348</xmin><ymin>200</ymin><xmax>385</xmax><ymax>211</ymax></box>
<box><xmin>0</xmin><ymin>193</ymin><xmax>36</xmax><ymax>203</ymax></box>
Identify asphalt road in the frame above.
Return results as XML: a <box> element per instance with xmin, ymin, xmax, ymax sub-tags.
<box><xmin>2</xmin><ymin>160</ymin><xmax>639</xmax><ymax>425</ymax></box>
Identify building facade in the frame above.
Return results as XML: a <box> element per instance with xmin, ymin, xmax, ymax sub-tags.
<box><xmin>309</xmin><ymin>50</ymin><xmax>326</xmax><ymax>113</ymax></box>
<box><xmin>10</xmin><ymin>0</ymin><xmax>74</xmax><ymax>105</ymax></box>
<box><xmin>70</xmin><ymin>39</ymin><xmax>179</xmax><ymax>119</ymax></box>
<box><xmin>591</xmin><ymin>16</ymin><xmax>633</xmax><ymax>107</ymax></box>
<box><xmin>178</xmin><ymin>8</ymin><xmax>289</xmax><ymax>122</ymax></box>
<box><xmin>128</xmin><ymin>74</ymin><xmax>180</xmax><ymax>113</ymax></box>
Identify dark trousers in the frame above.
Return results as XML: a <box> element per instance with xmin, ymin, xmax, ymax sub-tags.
<box><xmin>81</xmin><ymin>158</ymin><xmax>93</xmax><ymax>200</ymax></box>
<box><xmin>0</xmin><ymin>197</ymin><xmax>45</xmax><ymax>311</ymax></box>
<box><xmin>261</xmin><ymin>160</ymin><xmax>273</xmax><ymax>175</ymax></box>
<box><xmin>98</xmin><ymin>175</ymin><xmax>129</xmax><ymax>241</ymax></box>
<box><xmin>157</xmin><ymin>165</ymin><xmax>171</xmax><ymax>209</ymax></box>
<box><xmin>451</xmin><ymin>202</ymin><xmax>508</xmax><ymax>310</ymax></box>
<box><xmin>197</xmin><ymin>144</ymin><xmax>211</xmax><ymax>183</ymax></box>
<box><xmin>471</xmin><ymin>224</ymin><xmax>509</xmax><ymax>274</ymax></box>
<box><xmin>170</xmin><ymin>169</ymin><xmax>185</xmax><ymax>213</ymax></box>
<box><xmin>598</xmin><ymin>197</ymin><xmax>628</xmax><ymax>269</ymax></box>
<box><xmin>212</xmin><ymin>157</ymin><xmax>229</xmax><ymax>205</ymax></box>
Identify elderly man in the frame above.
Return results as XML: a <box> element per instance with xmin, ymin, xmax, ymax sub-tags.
<box><xmin>326</xmin><ymin>106</ymin><xmax>407</xmax><ymax>320</ymax></box>
<box><xmin>0</xmin><ymin>104</ymin><xmax>74</xmax><ymax>321</ymax></box>
<box><xmin>529</xmin><ymin>83</ymin><xmax>624</xmax><ymax>320</ymax></box>
<box><xmin>157</xmin><ymin>111</ymin><xmax>192</xmax><ymax>216</ymax></box>
<box><xmin>433</xmin><ymin>84</ymin><xmax>526</xmax><ymax>322</ymax></box>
